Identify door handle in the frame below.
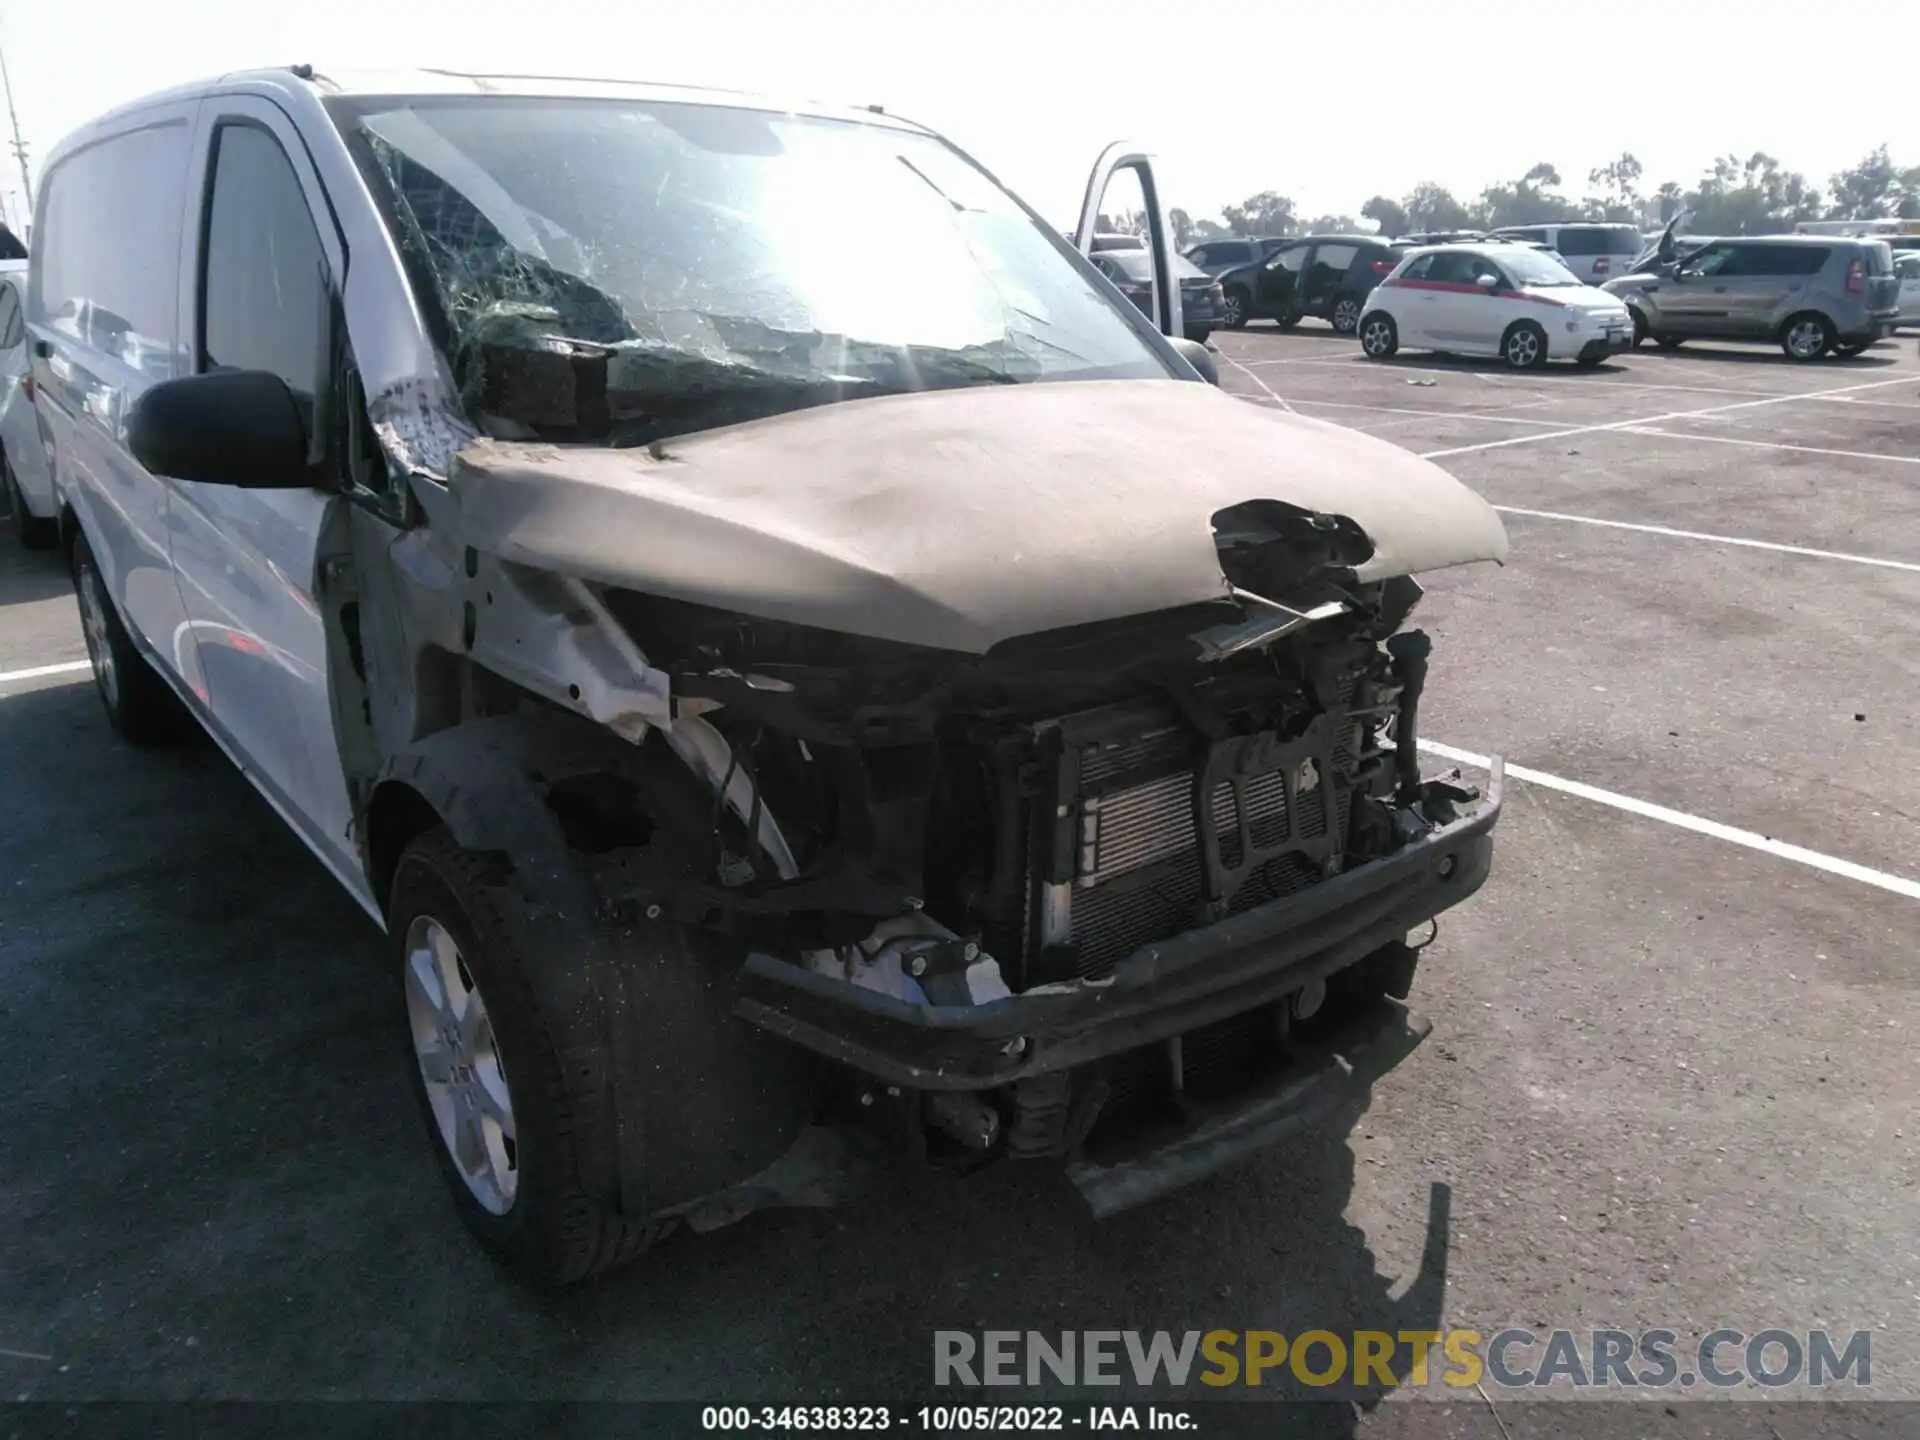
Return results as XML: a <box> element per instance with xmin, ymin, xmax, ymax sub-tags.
<box><xmin>1711</xmin><ymin>286</ymin><xmax>1728</xmax><ymax>293</ymax></box>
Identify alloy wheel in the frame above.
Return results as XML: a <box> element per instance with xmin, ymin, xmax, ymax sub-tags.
<box><xmin>1505</xmin><ymin>329</ymin><xmax>1542</xmax><ymax>367</ymax></box>
<box><xmin>1786</xmin><ymin>320</ymin><xmax>1827</xmax><ymax>360</ymax></box>
<box><xmin>404</xmin><ymin>915</ymin><xmax>520</xmax><ymax>1215</ymax></box>
<box><xmin>75</xmin><ymin>560</ymin><xmax>119</xmax><ymax>710</ymax></box>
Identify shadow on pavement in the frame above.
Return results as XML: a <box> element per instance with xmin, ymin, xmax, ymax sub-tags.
<box><xmin>1635</xmin><ymin>343</ymin><xmax>1898</xmax><ymax>368</ymax></box>
<box><xmin>1355</xmin><ymin>352</ymin><xmax>1631</xmax><ymax>379</ymax></box>
<box><xmin>0</xmin><ymin>535</ymin><xmax>75</xmax><ymax>609</ymax></box>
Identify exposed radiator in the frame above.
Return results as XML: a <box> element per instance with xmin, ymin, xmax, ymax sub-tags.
<box><xmin>1021</xmin><ymin>680</ymin><xmax>1371</xmax><ymax>983</ymax></box>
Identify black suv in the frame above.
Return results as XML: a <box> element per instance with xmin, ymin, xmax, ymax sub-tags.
<box><xmin>1215</xmin><ymin>235</ymin><xmax>1398</xmax><ymax>333</ymax></box>
<box><xmin>1183</xmin><ymin>235</ymin><xmax>1291</xmax><ymax>275</ymax></box>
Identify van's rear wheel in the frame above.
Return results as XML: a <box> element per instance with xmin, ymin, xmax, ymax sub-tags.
<box><xmin>391</xmin><ymin>828</ymin><xmax>667</xmax><ymax>1285</ymax></box>
<box><xmin>70</xmin><ymin>532</ymin><xmax>182</xmax><ymax>745</ymax></box>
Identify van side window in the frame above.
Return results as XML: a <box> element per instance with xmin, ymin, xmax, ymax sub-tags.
<box><xmin>201</xmin><ymin>124</ymin><xmax>328</xmax><ymax>416</ymax></box>
<box><xmin>31</xmin><ymin>122</ymin><xmax>192</xmax><ymax>374</ymax></box>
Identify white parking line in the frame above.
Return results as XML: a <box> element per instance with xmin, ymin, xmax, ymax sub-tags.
<box><xmin>1275</xmin><ymin>398</ymin><xmax>1567</xmax><ymax>428</ymax></box>
<box><xmin>1809</xmin><ymin>393</ymin><xmax>1920</xmax><ymax>411</ymax></box>
<box><xmin>1618</xmin><ymin>426</ymin><xmax>1920</xmax><ymax>466</ymax></box>
<box><xmin>1418</xmin><ymin>374</ymin><xmax>1919</xmax><ymax>459</ymax></box>
<box><xmin>1215</xmin><ymin>352</ymin><xmax>1296</xmax><ymax>413</ymax></box>
<box><xmin>1490</xmin><ymin>507</ymin><xmax>1920</xmax><ymax>573</ymax></box>
<box><xmin>0</xmin><ymin>659</ymin><xmax>91</xmax><ymax>685</ymax></box>
<box><xmin>1228</xmin><ymin>355</ymin><xmax>1798</xmax><ymax>398</ymax></box>
<box><xmin>1420</xmin><ymin>740</ymin><xmax>1920</xmax><ymax>902</ymax></box>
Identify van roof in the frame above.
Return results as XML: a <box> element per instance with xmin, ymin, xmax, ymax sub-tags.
<box><xmin>49</xmin><ymin>65</ymin><xmax>933</xmax><ymax>161</ymax></box>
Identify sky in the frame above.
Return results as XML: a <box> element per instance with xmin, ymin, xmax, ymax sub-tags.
<box><xmin>1</xmin><ymin>0</ymin><xmax>1912</xmax><ymax>236</ymax></box>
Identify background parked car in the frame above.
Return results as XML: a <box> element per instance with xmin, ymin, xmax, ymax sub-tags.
<box><xmin>1390</xmin><ymin>230</ymin><xmax>1491</xmax><ymax>248</ymax></box>
<box><xmin>1182</xmin><ymin>235</ymin><xmax>1290</xmax><ymax>275</ymax></box>
<box><xmin>1892</xmin><ymin>252</ymin><xmax>1920</xmax><ymax>329</ymax></box>
<box><xmin>1602</xmin><ymin>235</ymin><xmax>1900</xmax><ymax>360</ymax></box>
<box><xmin>1089</xmin><ymin>247</ymin><xmax>1226</xmax><ymax>342</ymax></box>
<box><xmin>1359</xmin><ymin>244</ymin><xmax>1633</xmax><ymax>369</ymax></box>
<box><xmin>1488</xmin><ymin>223</ymin><xmax>1644</xmax><ymax>284</ymax></box>
<box><xmin>0</xmin><ymin>261</ymin><xmax>55</xmax><ymax>548</ymax></box>
<box><xmin>1215</xmin><ymin>234</ymin><xmax>1398</xmax><ymax>333</ymax></box>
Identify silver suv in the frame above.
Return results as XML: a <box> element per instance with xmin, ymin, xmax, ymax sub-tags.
<box><xmin>1602</xmin><ymin>236</ymin><xmax>1900</xmax><ymax>360</ymax></box>
<box><xmin>28</xmin><ymin>67</ymin><xmax>1507</xmax><ymax>1284</ymax></box>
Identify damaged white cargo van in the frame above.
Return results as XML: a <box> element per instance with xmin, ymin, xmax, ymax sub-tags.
<box><xmin>29</xmin><ymin>68</ymin><xmax>1507</xmax><ymax>1284</ymax></box>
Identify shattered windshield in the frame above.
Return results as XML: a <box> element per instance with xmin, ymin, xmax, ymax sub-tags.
<box><xmin>330</xmin><ymin>96</ymin><xmax>1174</xmax><ymax>443</ymax></box>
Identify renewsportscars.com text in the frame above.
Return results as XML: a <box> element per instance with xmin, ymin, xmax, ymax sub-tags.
<box><xmin>934</xmin><ymin>1328</ymin><xmax>1871</xmax><ymax>1391</ymax></box>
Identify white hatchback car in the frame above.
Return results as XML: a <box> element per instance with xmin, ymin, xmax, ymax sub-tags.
<box><xmin>0</xmin><ymin>260</ymin><xmax>56</xmax><ymax>548</ymax></box>
<box><xmin>1359</xmin><ymin>244</ymin><xmax>1635</xmax><ymax>369</ymax></box>
<box><xmin>1894</xmin><ymin>252</ymin><xmax>1920</xmax><ymax>329</ymax></box>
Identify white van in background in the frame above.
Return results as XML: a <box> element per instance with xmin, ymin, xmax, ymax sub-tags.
<box><xmin>1488</xmin><ymin>223</ymin><xmax>1645</xmax><ymax>284</ymax></box>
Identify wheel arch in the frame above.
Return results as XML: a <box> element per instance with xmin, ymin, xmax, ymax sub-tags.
<box><xmin>366</xmin><ymin>777</ymin><xmax>445</xmax><ymax>915</ymax></box>
<box><xmin>371</xmin><ymin>708</ymin><xmax>820</xmax><ymax>1223</ymax></box>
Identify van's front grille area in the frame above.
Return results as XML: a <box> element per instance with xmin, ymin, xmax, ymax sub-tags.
<box><xmin>1009</xmin><ymin>673</ymin><xmax>1378</xmax><ymax>986</ymax></box>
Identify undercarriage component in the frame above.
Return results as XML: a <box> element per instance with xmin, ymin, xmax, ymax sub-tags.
<box><xmin>925</xmin><ymin>1091</ymin><xmax>1002</xmax><ymax>1152</ymax></box>
<box><xmin>1066</xmin><ymin>997</ymin><xmax>1431</xmax><ymax>1219</ymax></box>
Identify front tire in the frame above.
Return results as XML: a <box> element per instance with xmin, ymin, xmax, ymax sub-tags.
<box><xmin>1653</xmin><ymin>332</ymin><xmax>1685</xmax><ymax>350</ymax></box>
<box><xmin>1501</xmin><ymin>320</ymin><xmax>1549</xmax><ymax>370</ymax></box>
<box><xmin>1780</xmin><ymin>312</ymin><xmax>1833</xmax><ymax>362</ymax></box>
<box><xmin>392</xmin><ymin>828</ymin><xmax>666</xmax><ymax>1285</ymax></box>
<box><xmin>1222</xmin><ymin>287</ymin><xmax>1250</xmax><ymax>330</ymax></box>
<box><xmin>70</xmin><ymin>532</ymin><xmax>182</xmax><ymax>745</ymax></box>
<box><xmin>1330</xmin><ymin>296</ymin><xmax>1362</xmax><ymax>334</ymax></box>
<box><xmin>1359</xmin><ymin>312</ymin><xmax>1398</xmax><ymax>359</ymax></box>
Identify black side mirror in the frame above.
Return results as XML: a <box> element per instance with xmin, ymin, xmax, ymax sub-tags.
<box><xmin>127</xmin><ymin>369</ymin><xmax>316</xmax><ymax>489</ymax></box>
<box><xmin>1167</xmin><ymin>336</ymin><xmax>1219</xmax><ymax>385</ymax></box>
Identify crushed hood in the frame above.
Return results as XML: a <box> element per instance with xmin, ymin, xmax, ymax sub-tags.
<box><xmin>447</xmin><ymin>378</ymin><xmax>1508</xmax><ymax>654</ymax></box>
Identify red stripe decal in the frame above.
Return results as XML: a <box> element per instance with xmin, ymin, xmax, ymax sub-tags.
<box><xmin>1379</xmin><ymin>277</ymin><xmax>1564</xmax><ymax>307</ymax></box>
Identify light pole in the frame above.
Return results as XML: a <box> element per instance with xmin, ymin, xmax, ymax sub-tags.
<box><xmin>0</xmin><ymin>37</ymin><xmax>30</xmax><ymax>220</ymax></box>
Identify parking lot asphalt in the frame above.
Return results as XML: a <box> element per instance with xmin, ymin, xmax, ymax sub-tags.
<box><xmin>2</xmin><ymin>323</ymin><xmax>1917</xmax><ymax>1425</ymax></box>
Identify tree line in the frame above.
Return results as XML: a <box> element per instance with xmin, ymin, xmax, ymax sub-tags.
<box><xmin>1162</xmin><ymin>146</ymin><xmax>1920</xmax><ymax>245</ymax></box>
